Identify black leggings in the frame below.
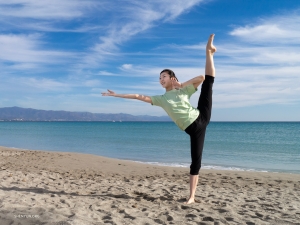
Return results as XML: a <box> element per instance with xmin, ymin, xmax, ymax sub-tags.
<box><xmin>185</xmin><ymin>75</ymin><xmax>214</xmax><ymax>175</ymax></box>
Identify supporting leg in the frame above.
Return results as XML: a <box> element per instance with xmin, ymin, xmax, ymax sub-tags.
<box><xmin>185</xmin><ymin>175</ymin><xmax>199</xmax><ymax>204</ymax></box>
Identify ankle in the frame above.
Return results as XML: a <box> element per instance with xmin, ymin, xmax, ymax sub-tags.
<box><xmin>206</xmin><ymin>49</ymin><xmax>214</xmax><ymax>55</ymax></box>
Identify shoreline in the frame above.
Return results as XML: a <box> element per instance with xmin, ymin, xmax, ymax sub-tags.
<box><xmin>2</xmin><ymin>145</ymin><xmax>299</xmax><ymax>175</ymax></box>
<box><xmin>1</xmin><ymin>146</ymin><xmax>300</xmax><ymax>224</ymax></box>
<box><xmin>1</xmin><ymin>145</ymin><xmax>299</xmax><ymax>180</ymax></box>
<box><xmin>133</xmin><ymin>160</ymin><xmax>300</xmax><ymax>175</ymax></box>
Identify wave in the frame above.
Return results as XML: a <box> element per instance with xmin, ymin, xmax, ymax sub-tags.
<box><xmin>133</xmin><ymin>161</ymin><xmax>270</xmax><ymax>173</ymax></box>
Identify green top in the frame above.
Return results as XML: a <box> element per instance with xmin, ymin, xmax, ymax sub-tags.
<box><xmin>150</xmin><ymin>84</ymin><xmax>199</xmax><ymax>131</ymax></box>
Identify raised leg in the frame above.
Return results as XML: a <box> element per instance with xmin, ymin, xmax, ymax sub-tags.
<box><xmin>205</xmin><ymin>34</ymin><xmax>216</xmax><ymax>77</ymax></box>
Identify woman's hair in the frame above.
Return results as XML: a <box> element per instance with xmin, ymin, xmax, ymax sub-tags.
<box><xmin>160</xmin><ymin>69</ymin><xmax>178</xmax><ymax>81</ymax></box>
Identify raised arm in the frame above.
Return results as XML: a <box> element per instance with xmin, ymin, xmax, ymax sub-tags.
<box><xmin>171</xmin><ymin>75</ymin><xmax>205</xmax><ymax>89</ymax></box>
<box><xmin>101</xmin><ymin>90</ymin><xmax>152</xmax><ymax>104</ymax></box>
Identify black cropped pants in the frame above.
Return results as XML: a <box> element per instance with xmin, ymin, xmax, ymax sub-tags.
<box><xmin>185</xmin><ymin>75</ymin><xmax>214</xmax><ymax>175</ymax></box>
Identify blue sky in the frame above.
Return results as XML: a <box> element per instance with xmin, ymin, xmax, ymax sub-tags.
<box><xmin>0</xmin><ymin>0</ymin><xmax>299</xmax><ymax>121</ymax></box>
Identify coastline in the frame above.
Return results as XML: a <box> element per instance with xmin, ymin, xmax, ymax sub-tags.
<box><xmin>3</xmin><ymin>145</ymin><xmax>299</xmax><ymax>175</ymax></box>
<box><xmin>1</xmin><ymin>146</ymin><xmax>300</xmax><ymax>224</ymax></box>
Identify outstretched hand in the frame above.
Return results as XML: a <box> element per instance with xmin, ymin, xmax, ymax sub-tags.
<box><xmin>101</xmin><ymin>89</ymin><xmax>116</xmax><ymax>97</ymax></box>
<box><xmin>171</xmin><ymin>77</ymin><xmax>182</xmax><ymax>89</ymax></box>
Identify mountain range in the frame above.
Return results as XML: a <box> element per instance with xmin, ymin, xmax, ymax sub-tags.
<box><xmin>0</xmin><ymin>107</ymin><xmax>171</xmax><ymax>122</ymax></box>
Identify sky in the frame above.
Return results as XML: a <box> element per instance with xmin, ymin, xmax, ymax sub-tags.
<box><xmin>0</xmin><ymin>0</ymin><xmax>299</xmax><ymax>121</ymax></box>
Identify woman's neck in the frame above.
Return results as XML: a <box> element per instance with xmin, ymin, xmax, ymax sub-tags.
<box><xmin>165</xmin><ymin>86</ymin><xmax>174</xmax><ymax>92</ymax></box>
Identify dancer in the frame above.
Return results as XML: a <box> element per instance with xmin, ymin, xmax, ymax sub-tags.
<box><xmin>102</xmin><ymin>34</ymin><xmax>216</xmax><ymax>204</ymax></box>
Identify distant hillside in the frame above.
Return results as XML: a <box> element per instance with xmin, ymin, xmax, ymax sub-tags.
<box><xmin>0</xmin><ymin>107</ymin><xmax>171</xmax><ymax>122</ymax></box>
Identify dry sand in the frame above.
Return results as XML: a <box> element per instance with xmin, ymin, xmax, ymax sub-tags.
<box><xmin>0</xmin><ymin>146</ymin><xmax>299</xmax><ymax>225</ymax></box>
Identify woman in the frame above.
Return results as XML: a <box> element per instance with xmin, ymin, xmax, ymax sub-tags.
<box><xmin>102</xmin><ymin>34</ymin><xmax>216</xmax><ymax>204</ymax></box>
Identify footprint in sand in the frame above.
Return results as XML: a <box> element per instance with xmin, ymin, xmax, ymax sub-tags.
<box><xmin>255</xmin><ymin>212</ymin><xmax>264</xmax><ymax>218</ymax></box>
<box><xmin>181</xmin><ymin>205</ymin><xmax>189</xmax><ymax>210</ymax></box>
<box><xmin>185</xmin><ymin>213</ymin><xmax>197</xmax><ymax>218</ymax></box>
<box><xmin>202</xmin><ymin>216</ymin><xmax>214</xmax><ymax>222</ymax></box>
<box><xmin>225</xmin><ymin>217</ymin><xmax>234</xmax><ymax>222</ymax></box>
<box><xmin>246</xmin><ymin>222</ymin><xmax>255</xmax><ymax>225</ymax></box>
<box><xmin>217</xmin><ymin>209</ymin><xmax>228</xmax><ymax>213</ymax></box>
<box><xmin>102</xmin><ymin>215</ymin><xmax>113</xmax><ymax>220</ymax></box>
<box><xmin>237</xmin><ymin>210</ymin><xmax>247</xmax><ymax>215</ymax></box>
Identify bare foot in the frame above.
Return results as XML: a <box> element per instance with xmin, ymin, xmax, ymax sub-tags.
<box><xmin>184</xmin><ymin>197</ymin><xmax>195</xmax><ymax>204</ymax></box>
<box><xmin>206</xmin><ymin>34</ymin><xmax>217</xmax><ymax>54</ymax></box>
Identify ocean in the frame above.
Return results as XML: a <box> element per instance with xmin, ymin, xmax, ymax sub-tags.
<box><xmin>0</xmin><ymin>121</ymin><xmax>299</xmax><ymax>174</ymax></box>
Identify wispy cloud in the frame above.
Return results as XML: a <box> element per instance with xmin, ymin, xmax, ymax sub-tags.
<box><xmin>0</xmin><ymin>34</ymin><xmax>79</xmax><ymax>77</ymax></box>
<box><xmin>120</xmin><ymin>64</ymin><xmax>133</xmax><ymax>70</ymax></box>
<box><xmin>0</xmin><ymin>0</ymin><xmax>205</xmax><ymax>73</ymax></box>
<box><xmin>210</xmin><ymin>45</ymin><xmax>300</xmax><ymax>69</ymax></box>
<box><xmin>97</xmin><ymin>71</ymin><xmax>116</xmax><ymax>76</ymax></box>
<box><xmin>0</xmin><ymin>0</ymin><xmax>101</xmax><ymax>20</ymax></box>
<box><xmin>0</xmin><ymin>0</ymin><xmax>108</xmax><ymax>35</ymax></box>
<box><xmin>83</xmin><ymin>0</ymin><xmax>203</xmax><ymax>66</ymax></box>
<box><xmin>212</xmin><ymin>65</ymin><xmax>300</xmax><ymax>108</ymax></box>
<box><xmin>229</xmin><ymin>12</ymin><xmax>300</xmax><ymax>44</ymax></box>
<box><xmin>0</xmin><ymin>34</ymin><xmax>74</xmax><ymax>65</ymax></box>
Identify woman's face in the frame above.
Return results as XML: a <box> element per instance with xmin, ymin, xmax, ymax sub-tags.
<box><xmin>159</xmin><ymin>72</ymin><xmax>172</xmax><ymax>88</ymax></box>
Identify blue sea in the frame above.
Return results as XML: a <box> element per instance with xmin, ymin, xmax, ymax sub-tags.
<box><xmin>0</xmin><ymin>122</ymin><xmax>299</xmax><ymax>174</ymax></box>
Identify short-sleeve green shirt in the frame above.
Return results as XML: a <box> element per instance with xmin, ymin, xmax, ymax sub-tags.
<box><xmin>150</xmin><ymin>84</ymin><xmax>199</xmax><ymax>130</ymax></box>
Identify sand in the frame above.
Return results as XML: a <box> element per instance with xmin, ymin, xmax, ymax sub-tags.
<box><xmin>0</xmin><ymin>146</ymin><xmax>299</xmax><ymax>225</ymax></box>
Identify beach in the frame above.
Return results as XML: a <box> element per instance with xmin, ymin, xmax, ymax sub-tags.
<box><xmin>0</xmin><ymin>146</ymin><xmax>299</xmax><ymax>225</ymax></box>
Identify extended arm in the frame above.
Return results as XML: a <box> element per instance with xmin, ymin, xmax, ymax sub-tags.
<box><xmin>101</xmin><ymin>90</ymin><xmax>152</xmax><ymax>104</ymax></box>
<box><xmin>171</xmin><ymin>75</ymin><xmax>205</xmax><ymax>89</ymax></box>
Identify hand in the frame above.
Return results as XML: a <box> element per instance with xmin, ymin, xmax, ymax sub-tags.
<box><xmin>101</xmin><ymin>89</ymin><xmax>116</xmax><ymax>96</ymax></box>
<box><xmin>171</xmin><ymin>77</ymin><xmax>182</xmax><ymax>89</ymax></box>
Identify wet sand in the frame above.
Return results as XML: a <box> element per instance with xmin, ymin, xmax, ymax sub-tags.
<box><xmin>0</xmin><ymin>146</ymin><xmax>300</xmax><ymax>225</ymax></box>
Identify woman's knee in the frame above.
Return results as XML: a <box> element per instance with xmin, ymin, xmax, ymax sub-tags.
<box><xmin>190</xmin><ymin>163</ymin><xmax>201</xmax><ymax>175</ymax></box>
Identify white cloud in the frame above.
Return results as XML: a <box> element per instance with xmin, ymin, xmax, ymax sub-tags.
<box><xmin>0</xmin><ymin>0</ymin><xmax>100</xmax><ymax>19</ymax></box>
<box><xmin>84</xmin><ymin>79</ymin><xmax>101</xmax><ymax>87</ymax></box>
<box><xmin>0</xmin><ymin>0</ymin><xmax>107</xmax><ymax>33</ymax></box>
<box><xmin>215</xmin><ymin>45</ymin><xmax>300</xmax><ymax>66</ymax></box>
<box><xmin>18</xmin><ymin>77</ymin><xmax>71</xmax><ymax>91</ymax></box>
<box><xmin>0</xmin><ymin>73</ymin><xmax>100</xmax><ymax>94</ymax></box>
<box><xmin>21</xmin><ymin>22</ymin><xmax>105</xmax><ymax>33</ymax></box>
<box><xmin>231</xmin><ymin>24</ymin><xmax>283</xmax><ymax>39</ymax></box>
<box><xmin>98</xmin><ymin>71</ymin><xmax>116</xmax><ymax>76</ymax></box>
<box><xmin>120</xmin><ymin>64</ymin><xmax>133</xmax><ymax>70</ymax></box>
<box><xmin>0</xmin><ymin>34</ymin><xmax>75</xmax><ymax>66</ymax></box>
<box><xmin>229</xmin><ymin>13</ymin><xmax>300</xmax><ymax>44</ymax></box>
